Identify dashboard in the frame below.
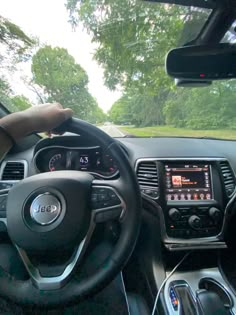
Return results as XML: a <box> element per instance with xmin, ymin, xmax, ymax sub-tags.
<box><xmin>1</xmin><ymin>134</ymin><xmax>236</xmax><ymax>251</ymax></box>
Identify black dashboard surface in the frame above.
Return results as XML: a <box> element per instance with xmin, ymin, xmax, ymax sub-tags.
<box><xmin>2</xmin><ymin>136</ymin><xmax>236</xmax><ymax>171</ymax></box>
<box><xmin>118</xmin><ymin>137</ymin><xmax>236</xmax><ymax>170</ymax></box>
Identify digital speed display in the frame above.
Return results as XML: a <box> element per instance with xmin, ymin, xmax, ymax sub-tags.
<box><xmin>165</xmin><ymin>164</ymin><xmax>213</xmax><ymax>202</ymax></box>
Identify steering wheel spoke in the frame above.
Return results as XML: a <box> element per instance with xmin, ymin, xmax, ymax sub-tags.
<box><xmin>15</xmin><ymin>218</ymin><xmax>96</xmax><ymax>290</ymax></box>
<box><xmin>91</xmin><ymin>180</ymin><xmax>126</xmax><ymax>223</ymax></box>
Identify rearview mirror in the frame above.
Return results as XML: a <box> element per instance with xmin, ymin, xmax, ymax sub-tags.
<box><xmin>166</xmin><ymin>44</ymin><xmax>236</xmax><ymax>80</ymax></box>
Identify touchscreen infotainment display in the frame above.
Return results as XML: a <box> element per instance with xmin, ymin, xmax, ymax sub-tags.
<box><xmin>165</xmin><ymin>164</ymin><xmax>213</xmax><ymax>201</ymax></box>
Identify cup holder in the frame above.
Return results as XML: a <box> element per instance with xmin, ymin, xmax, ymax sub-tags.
<box><xmin>199</xmin><ymin>278</ymin><xmax>233</xmax><ymax>309</ymax></box>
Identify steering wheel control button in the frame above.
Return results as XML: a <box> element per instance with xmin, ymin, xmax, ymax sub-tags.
<box><xmin>30</xmin><ymin>193</ymin><xmax>61</xmax><ymax>225</ymax></box>
<box><xmin>91</xmin><ymin>187</ymin><xmax>121</xmax><ymax>210</ymax></box>
<box><xmin>0</xmin><ymin>195</ymin><xmax>7</xmax><ymax>212</ymax></box>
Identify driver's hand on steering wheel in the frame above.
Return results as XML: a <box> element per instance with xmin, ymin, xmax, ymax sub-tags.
<box><xmin>2</xmin><ymin>103</ymin><xmax>73</xmax><ymax>140</ymax></box>
<box><xmin>0</xmin><ymin>103</ymin><xmax>73</xmax><ymax>159</ymax></box>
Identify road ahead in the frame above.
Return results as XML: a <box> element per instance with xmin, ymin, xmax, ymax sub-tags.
<box><xmin>98</xmin><ymin>124</ymin><xmax>125</xmax><ymax>137</ymax></box>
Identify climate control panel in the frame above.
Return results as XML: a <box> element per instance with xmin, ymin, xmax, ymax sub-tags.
<box><xmin>166</xmin><ymin>206</ymin><xmax>224</xmax><ymax>239</ymax></box>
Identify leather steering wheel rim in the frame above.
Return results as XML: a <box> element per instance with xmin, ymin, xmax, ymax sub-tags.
<box><xmin>0</xmin><ymin>118</ymin><xmax>142</xmax><ymax>307</ymax></box>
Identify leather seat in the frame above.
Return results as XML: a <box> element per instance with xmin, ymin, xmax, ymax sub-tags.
<box><xmin>127</xmin><ymin>293</ymin><xmax>150</xmax><ymax>315</ymax></box>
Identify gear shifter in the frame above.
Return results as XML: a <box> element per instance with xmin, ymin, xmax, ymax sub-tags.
<box><xmin>196</xmin><ymin>289</ymin><xmax>229</xmax><ymax>315</ymax></box>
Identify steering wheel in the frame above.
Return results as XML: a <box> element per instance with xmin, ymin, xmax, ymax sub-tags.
<box><xmin>0</xmin><ymin>118</ymin><xmax>142</xmax><ymax>307</ymax></box>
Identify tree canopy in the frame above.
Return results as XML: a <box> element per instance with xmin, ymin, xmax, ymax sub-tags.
<box><xmin>32</xmin><ymin>46</ymin><xmax>106</xmax><ymax>122</ymax></box>
<box><xmin>0</xmin><ymin>16</ymin><xmax>35</xmax><ymax>69</ymax></box>
<box><xmin>67</xmin><ymin>0</ymin><xmax>236</xmax><ymax>130</ymax></box>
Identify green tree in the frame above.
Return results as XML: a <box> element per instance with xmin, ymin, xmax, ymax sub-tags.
<box><xmin>66</xmin><ymin>0</ymin><xmax>209</xmax><ymax>128</ymax></box>
<box><xmin>109</xmin><ymin>89</ymin><xmax>167</xmax><ymax>127</ymax></box>
<box><xmin>163</xmin><ymin>81</ymin><xmax>236</xmax><ymax>129</ymax></box>
<box><xmin>10</xmin><ymin>95</ymin><xmax>31</xmax><ymax>111</ymax></box>
<box><xmin>0</xmin><ymin>77</ymin><xmax>32</xmax><ymax>112</ymax></box>
<box><xmin>31</xmin><ymin>46</ymin><xmax>103</xmax><ymax>121</ymax></box>
<box><xmin>0</xmin><ymin>78</ymin><xmax>12</xmax><ymax>109</ymax></box>
<box><xmin>0</xmin><ymin>16</ymin><xmax>35</xmax><ymax>70</ymax></box>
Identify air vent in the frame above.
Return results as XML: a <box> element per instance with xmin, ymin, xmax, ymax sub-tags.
<box><xmin>219</xmin><ymin>161</ymin><xmax>236</xmax><ymax>197</ymax></box>
<box><xmin>136</xmin><ymin>161</ymin><xmax>159</xmax><ymax>198</ymax></box>
<box><xmin>1</xmin><ymin>162</ymin><xmax>25</xmax><ymax>181</ymax></box>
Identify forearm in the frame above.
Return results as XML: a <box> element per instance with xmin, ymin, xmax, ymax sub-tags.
<box><xmin>0</xmin><ymin>134</ymin><xmax>13</xmax><ymax>161</ymax></box>
<box><xmin>0</xmin><ymin>112</ymin><xmax>31</xmax><ymax>161</ymax></box>
<box><xmin>0</xmin><ymin>103</ymin><xmax>72</xmax><ymax>162</ymax></box>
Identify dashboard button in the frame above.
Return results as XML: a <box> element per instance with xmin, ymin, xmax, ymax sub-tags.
<box><xmin>108</xmin><ymin>190</ymin><xmax>120</xmax><ymax>202</ymax></box>
<box><xmin>98</xmin><ymin>193</ymin><xmax>109</xmax><ymax>202</ymax></box>
<box><xmin>209</xmin><ymin>207</ymin><xmax>222</xmax><ymax>223</ymax></box>
<box><xmin>91</xmin><ymin>194</ymin><xmax>98</xmax><ymax>202</ymax></box>
<box><xmin>188</xmin><ymin>215</ymin><xmax>202</xmax><ymax>229</ymax></box>
<box><xmin>99</xmin><ymin>201</ymin><xmax>111</xmax><ymax>208</ymax></box>
<box><xmin>169</xmin><ymin>208</ymin><xmax>181</xmax><ymax>221</ymax></box>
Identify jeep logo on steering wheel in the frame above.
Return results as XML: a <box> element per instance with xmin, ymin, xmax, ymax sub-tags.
<box><xmin>30</xmin><ymin>193</ymin><xmax>61</xmax><ymax>225</ymax></box>
<box><xmin>33</xmin><ymin>204</ymin><xmax>58</xmax><ymax>213</ymax></box>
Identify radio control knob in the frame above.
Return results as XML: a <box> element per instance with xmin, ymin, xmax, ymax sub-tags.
<box><xmin>188</xmin><ymin>215</ymin><xmax>202</xmax><ymax>229</ymax></box>
<box><xmin>169</xmin><ymin>208</ymin><xmax>181</xmax><ymax>221</ymax></box>
<box><xmin>209</xmin><ymin>207</ymin><xmax>222</xmax><ymax>223</ymax></box>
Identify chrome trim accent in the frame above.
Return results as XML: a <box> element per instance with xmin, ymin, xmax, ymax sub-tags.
<box><xmin>199</xmin><ymin>277</ymin><xmax>234</xmax><ymax>308</ymax></box>
<box><xmin>165</xmin><ymin>242</ymin><xmax>227</xmax><ymax>251</ymax></box>
<box><xmin>163</xmin><ymin>268</ymin><xmax>236</xmax><ymax>315</ymax></box>
<box><xmin>135</xmin><ymin>157</ymin><xmax>235</xmax><ymax>248</ymax></box>
<box><xmin>34</xmin><ymin>145</ymin><xmax>119</xmax><ymax>179</ymax></box>
<box><xmin>168</xmin><ymin>280</ymin><xmax>197</xmax><ymax>315</ymax></box>
<box><xmin>15</xmin><ymin>218</ymin><xmax>96</xmax><ymax>290</ymax></box>
<box><xmin>30</xmin><ymin>193</ymin><xmax>62</xmax><ymax>226</ymax></box>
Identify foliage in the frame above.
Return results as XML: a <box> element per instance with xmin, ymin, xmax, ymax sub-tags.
<box><xmin>109</xmin><ymin>90</ymin><xmax>166</xmax><ymax>126</ymax></box>
<box><xmin>0</xmin><ymin>77</ymin><xmax>32</xmax><ymax>112</ymax></box>
<box><xmin>10</xmin><ymin>95</ymin><xmax>31</xmax><ymax>111</ymax></box>
<box><xmin>31</xmin><ymin>46</ymin><xmax>106</xmax><ymax>122</ymax></box>
<box><xmin>66</xmin><ymin>0</ymin><xmax>190</xmax><ymax>93</ymax></box>
<box><xmin>67</xmin><ymin>0</ymin><xmax>229</xmax><ymax>130</ymax></box>
<box><xmin>164</xmin><ymin>81</ymin><xmax>236</xmax><ymax>129</ymax></box>
<box><xmin>0</xmin><ymin>16</ymin><xmax>35</xmax><ymax>69</ymax></box>
<box><xmin>0</xmin><ymin>78</ymin><xmax>12</xmax><ymax>109</ymax></box>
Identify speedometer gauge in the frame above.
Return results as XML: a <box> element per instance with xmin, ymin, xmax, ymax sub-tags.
<box><xmin>49</xmin><ymin>154</ymin><xmax>64</xmax><ymax>171</ymax></box>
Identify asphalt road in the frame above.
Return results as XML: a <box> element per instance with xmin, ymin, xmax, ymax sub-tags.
<box><xmin>98</xmin><ymin>124</ymin><xmax>125</xmax><ymax>137</ymax></box>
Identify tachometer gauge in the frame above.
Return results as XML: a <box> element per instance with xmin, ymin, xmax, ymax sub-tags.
<box><xmin>49</xmin><ymin>153</ymin><xmax>65</xmax><ymax>171</ymax></box>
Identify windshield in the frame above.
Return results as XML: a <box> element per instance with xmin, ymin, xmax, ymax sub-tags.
<box><xmin>2</xmin><ymin>1</ymin><xmax>234</xmax><ymax>139</ymax></box>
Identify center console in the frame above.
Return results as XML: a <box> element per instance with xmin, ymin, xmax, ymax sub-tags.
<box><xmin>163</xmin><ymin>267</ymin><xmax>235</xmax><ymax>315</ymax></box>
<box><xmin>136</xmin><ymin>157</ymin><xmax>236</xmax><ymax>249</ymax></box>
<box><xmin>164</xmin><ymin>162</ymin><xmax>223</xmax><ymax>240</ymax></box>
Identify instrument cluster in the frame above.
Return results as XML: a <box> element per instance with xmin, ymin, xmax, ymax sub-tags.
<box><xmin>34</xmin><ymin>146</ymin><xmax>118</xmax><ymax>178</ymax></box>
